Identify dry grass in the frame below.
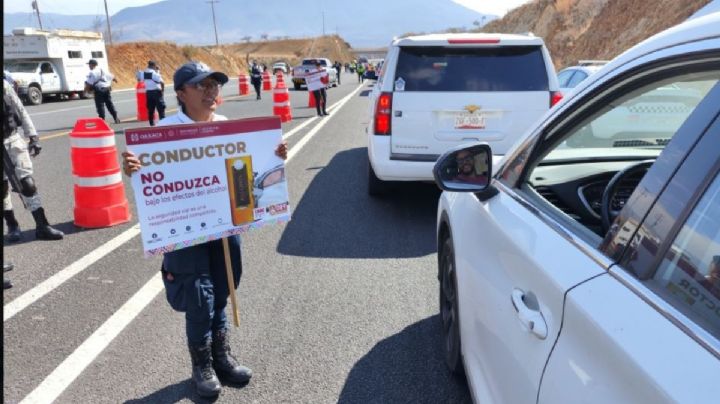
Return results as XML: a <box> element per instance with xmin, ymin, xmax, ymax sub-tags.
<box><xmin>107</xmin><ymin>35</ymin><xmax>354</xmax><ymax>88</ymax></box>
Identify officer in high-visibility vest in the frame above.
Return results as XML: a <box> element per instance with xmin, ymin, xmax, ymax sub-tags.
<box><xmin>142</xmin><ymin>60</ymin><xmax>166</xmax><ymax>126</ymax></box>
<box><xmin>356</xmin><ymin>63</ymin><xmax>366</xmax><ymax>83</ymax></box>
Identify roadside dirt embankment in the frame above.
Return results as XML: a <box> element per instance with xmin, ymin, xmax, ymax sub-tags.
<box><xmin>108</xmin><ymin>35</ymin><xmax>354</xmax><ymax>88</ymax></box>
<box><xmin>481</xmin><ymin>0</ymin><xmax>711</xmax><ymax>69</ymax></box>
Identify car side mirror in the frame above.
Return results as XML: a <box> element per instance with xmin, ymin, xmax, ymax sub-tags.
<box><xmin>433</xmin><ymin>143</ymin><xmax>492</xmax><ymax>193</ymax></box>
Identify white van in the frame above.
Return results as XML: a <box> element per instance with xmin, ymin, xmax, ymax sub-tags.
<box><xmin>366</xmin><ymin>33</ymin><xmax>560</xmax><ymax>195</ymax></box>
<box><xmin>3</xmin><ymin>27</ymin><xmax>108</xmax><ymax>105</ymax></box>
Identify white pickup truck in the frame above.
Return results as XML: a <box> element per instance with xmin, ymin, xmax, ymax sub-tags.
<box><xmin>291</xmin><ymin>58</ymin><xmax>338</xmax><ymax>90</ymax></box>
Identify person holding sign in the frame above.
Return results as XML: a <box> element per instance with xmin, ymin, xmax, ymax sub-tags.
<box><xmin>122</xmin><ymin>61</ymin><xmax>288</xmax><ymax>398</ymax></box>
<box><xmin>306</xmin><ymin>61</ymin><xmax>329</xmax><ymax>117</ymax></box>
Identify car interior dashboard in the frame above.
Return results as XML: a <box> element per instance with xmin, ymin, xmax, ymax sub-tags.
<box><xmin>527</xmin><ymin>159</ymin><xmax>652</xmax><ymax>236</ymax></box>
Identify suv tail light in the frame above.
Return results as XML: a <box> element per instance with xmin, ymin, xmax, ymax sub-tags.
<box><xmin>550</xmin><ymin>91</ymin><xmax>563</xmax><ymax>107</ymax></box>
<box><xmin>374</xmin><ymin>92</ymin><xmax>393</xmax><ymax>135</ymax></box>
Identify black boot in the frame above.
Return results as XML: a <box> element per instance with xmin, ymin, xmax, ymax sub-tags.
<box><xmin>4</xmin><ymin>210</ymin><xmax>21</xmax><ymax>242</ymax></box>
<box><xmin>3</xmin><ymin>277</ymin><xmax>12</xmax><ymax>289</ymax></box>
<box><xmin>4</xmin><ymin>262</ymin><xmax>13</xmax><ymax>272</ymax></box>
<box><xmin>188</xmin><ymin>341</ymin><xmax>222</xmax><ymax>398</ymax></box>
<box><xmin>31</xmin><ymin>207</ymin><xmax>64</xmax><ymax>240</ymax></box>
<box><xmin>211</xmin><ymin>329</ymin><xmax>252</xmax><ymax>384</ymax></box>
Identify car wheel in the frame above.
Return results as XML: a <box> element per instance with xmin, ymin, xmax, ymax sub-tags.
<box><xmin>294</xmin><ymin>83</ymin><xmax>301</xmax><ymax>91</ymax></box>
<box><xmin>27</xmin><ymin>86</ymin><xmax>43</xmax><ymax>105</ymax></box>
<box><xmin>367</xmin><ymin>161</ymin><xmax>388</xmax><ymax>196</ymax></box>
<box><xmin>439</xmin><ymin>235</ymin><xmax>464</xmax><ymax>376</ymax></box>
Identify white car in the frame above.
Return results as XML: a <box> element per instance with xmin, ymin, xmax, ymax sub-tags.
<box><xmin>434</xmin><ymin>13</ymin><xmax>720</xmax><ymax>404</ymax></box>
<box><xmin>366</xmin><ymin>33</ymin><xmax>560</xmax><ymax>196</ymax></box>
<box><xmin>556</xmin><ymin>60</ymin><xmax>608</xmax><ymax>93</ymax></box>
<box><xmin>272</xmin><ymin>62</ymin><xmax>289</xmax><ymax>74</ymax></box>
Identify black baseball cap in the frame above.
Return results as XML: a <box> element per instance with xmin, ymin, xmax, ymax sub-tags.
<box><xmin>87</xmin><ymin>59</ymin><xmax>98</xmax><ymax>65</ymax></box>
<box><xmin>148</xmin><ymin>60</ymin><xmax>158</xmax><ymax>67</ymax></box>
<box><xmin>173</xmin><ymin>61</ymin><xmax>228</xmax><ymax>91</ymax></box>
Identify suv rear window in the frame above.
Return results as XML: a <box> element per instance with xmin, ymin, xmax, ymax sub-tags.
<box><xmin>395</xmin><ymin>46</ymin><xmax>549</xmax><ymax>92</ymax></box>
<box><xmin>303</xmin><ymin>59</ymin><xmax>327</xmax><ymax>66</ymax></box>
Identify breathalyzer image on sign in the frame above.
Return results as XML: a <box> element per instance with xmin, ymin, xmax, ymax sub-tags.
<box><xmin>225</xmin><ymin>156</ymin><xmax>255</xmax><ymax>225</ymax></box>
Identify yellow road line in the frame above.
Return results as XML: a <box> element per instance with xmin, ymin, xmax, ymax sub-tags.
<box><xmin>39</xmin><ymin>94</ymin><xmax>246</xmax><ymax>141</ymax></box>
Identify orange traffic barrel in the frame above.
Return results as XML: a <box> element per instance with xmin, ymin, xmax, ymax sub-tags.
<box><xmin>262</xmin><ymin>70</ymin><xmax>272</xmax><ymax>91</ymax></box>
<box><xmin>272</xmin><ymin>75</ymin><xmax>292</xmax><ymax>122</ymax></box>
<box><xmin>70</xmin><ymin>118</ymin><xmax>130</xmax><ymax>228</ymax></box>
<box><xmin>136</xmin><ymin>81</ymin><xmax>148</xmax><ymax>121</ymax></box>
<box><xmin>239</xmin><ymin>73</ymin><xmax>250</xmax><ymax>95</ymax></box>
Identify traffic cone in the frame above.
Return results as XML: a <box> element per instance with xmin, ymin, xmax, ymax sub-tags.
<box><xmin>272</xmin><ymin>74</ymin><xmax>292</xmax><ymax>122</ymax></box>
<box><xmin>136</xmin><ymin>81</ymin><xmax>148</xmax><ymax>121</ymax></box>
<box><xmin>238</xmin><ymin>73</ymin><xmax>250</xmax><ymax>95</ymax></box>
<box><xmin>307</xmin><ymin>91</ymin><xmax>316</xmax><ymax>108</ymax></box>
<box><xmin>70</xmin><ymin>118</ymin><xmax>130</xmax><ymax>228</ymax></box>
<box><xmin>262</xmin><ymin>70</ymin><xmax>272</xmax><ymax>91</ymax></box>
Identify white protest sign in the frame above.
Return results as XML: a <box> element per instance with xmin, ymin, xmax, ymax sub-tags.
<box><xmin>305</xmin><ymin>68</ymin><xmax>328</xmax><ymax>92</ymax></box>
<box><xmin>125</xmin><ymin>117</ymin><xmax>291</xmax><ymax>257</ymax></box>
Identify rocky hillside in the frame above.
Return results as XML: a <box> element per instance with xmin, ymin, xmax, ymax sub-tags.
<box><xmin>107</xmin><ymin>35</ymin><xmax>353</xmax><ymax>88</ymax></box>
<box><xmin>481</xmin><ymin>0</ymin><xmax>711</xmax><ymax>68</ymax></box>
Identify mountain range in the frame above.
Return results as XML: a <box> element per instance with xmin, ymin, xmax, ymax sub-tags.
<box><xmin>4</xmin><ymin>0</ymin><xmax>495</xmax><ymax>47</ymax></box>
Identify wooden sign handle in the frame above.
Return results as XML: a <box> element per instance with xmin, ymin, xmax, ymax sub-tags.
<box><xmin>222</xmin><ymin>237</ymin><xmax>240</xmax><ymax>327</ymax></box>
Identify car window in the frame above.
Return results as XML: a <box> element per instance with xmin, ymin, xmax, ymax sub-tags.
<box><xmin>566</xmin><ymin>71</ymin><xmax>588</xmax><ymax>88</ymax></box>
<box><xmin>394</xmin><ymin>46</ymin><xmax>549</xmax><ymax>92</ymax></box>
<box><xmin>40</xmin><ymin>63</ymin><xmax>54</xmax><ymax>74</ymax></box>
<box><xmin>646</xmin><ymin>172</ymin><xmax>720</xmax><ymax>340</ymax></box>
<box><xmin>261</xmin><ymin>168</ymin><xmax>284</xmax><ymax>188</ymax></box>
<box><xmin>557</xmin><ymin>69</ymin><xmax>576</xmax><ymax>87</ymax></box>
<box><xmin>555</xmin><ymin>73</ymin><xmax>716</xmax><ymax>151</ymax></box>
<box><xmin>522</xmin><ymin>68</ymin><xmax>719</xmax><ymax>241</ymax></box>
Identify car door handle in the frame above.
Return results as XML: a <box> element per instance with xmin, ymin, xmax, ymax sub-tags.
<box><xmin>511</xmin><ymin>289</ymin><xmax>548</xmax><ymax>340</ymax></box>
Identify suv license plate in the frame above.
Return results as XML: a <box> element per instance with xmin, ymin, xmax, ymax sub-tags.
<box><xmin>455</xmin><ymin>112</ymin><xmax>486</xmax><ymax>129</ymax></box>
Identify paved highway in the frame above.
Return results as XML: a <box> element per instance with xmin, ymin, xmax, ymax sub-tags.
<box><xmin>3</xmin><ymin>72</ymin><xmax>472</xmax><ymax>403</ymax></box>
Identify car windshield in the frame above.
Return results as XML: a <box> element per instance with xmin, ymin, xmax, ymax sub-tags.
<box><xmin>558</xmin><ymin>73</ymin><xmax>718</xmax><ymax>151</ymax></box>
<box><xmin>5</xmin><ymin>62</ymin><xmax>39</xmax><ymax>73</ymax></box>
<box><xmin>394</xmin><ymin>45</ymin><xmax>549</xmax><ymax>92</ymax></box>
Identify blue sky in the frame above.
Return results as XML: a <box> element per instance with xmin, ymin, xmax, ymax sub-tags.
<box><xmin>6</xmin><ymin>0</ymin><xmax>531</xmax><ymax>16</ymax></box>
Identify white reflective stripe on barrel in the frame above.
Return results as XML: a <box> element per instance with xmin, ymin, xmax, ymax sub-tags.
<box><xmin>70</xmin><ymin>136</ymin><xmax>116</xmax><ymax>148</ymax></box>
<box><xmin>273</xmin><ymin>89</ymin><xmax>289</xmax><ymax>94</ymax></box>
<box><xmin>74</xmin><ymin>172</ymin><xmax>122</xmax><ymax>187</ymax></box>
<box><xmin>273</xmin><ymin>101</ymin><xmax>290</xmax><ymax>107</ymax></box>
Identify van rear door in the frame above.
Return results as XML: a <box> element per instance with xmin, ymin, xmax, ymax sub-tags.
<box><xmin>390</xmin><ymin>45</ymin><xmax>551</xmax><ymax>158</ymax></box>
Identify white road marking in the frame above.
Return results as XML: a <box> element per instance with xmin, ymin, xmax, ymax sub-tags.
<box><xmin>11</xmin><ymin>82</ymin><xmax>363</xmax><ymax>401</ymax></box>
<box><xmin>3</xmin><ymin>225</ymin><xmax>141</xmax><ymax>322</ymax></box>
<box><xmin>19</xmin><ymin>273</ymin><xmax>164</xmax><ymax>404</ymax></box>
<box><xmin>287</xmin><ymin>83</ymin><xmax>365</xmax><ymax>162</ymax></box>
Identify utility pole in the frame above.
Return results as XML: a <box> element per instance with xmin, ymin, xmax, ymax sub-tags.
<box><xmin>103</xmin><ymin>0</ymin><xmax>113</xmax><ymax>45</ymax></box>
<box><xmin>207</xmin><ymin>0</ymin><xmax>220</xmax><ymax>47</ymax></box>
<box><xmin>31</xmin><ymin>0</ymin><xmax>43</xmax><ymax>30</ymax></box>
<box><xmin>322</xmin><ymin>11</ymin><xmax>325</xmax><ymax>37</ymax></box>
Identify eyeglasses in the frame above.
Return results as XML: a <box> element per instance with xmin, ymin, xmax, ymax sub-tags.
<box><xmin>456</xmin><ymin>156</ymin><xmax>474</xmax><ymax>164</ymax></box>
<box><xmin>188</xmin><ymin>81</ymin><xmax>222</xmax><ymax>92</ymax></box>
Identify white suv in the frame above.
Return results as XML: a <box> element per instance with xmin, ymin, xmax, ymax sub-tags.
<box><xmin>366</xmin><ymin>33</ymin><xmax>560</xmax><ymax>195</ymax></box>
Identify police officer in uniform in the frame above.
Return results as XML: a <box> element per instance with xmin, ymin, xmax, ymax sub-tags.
<box><xmin>249</xmin><ymin>60</ymin><xmax>263</xmax><ymax>100</ymax></box>
<box><xmin>3</xmin><ymin>79</ymin><xmax>64</xmax><ymax>242</ymax></box>
<box><xmin>142</xmin><ymin>60</ymin><xmax>166</xmax><ymax>126</ymax></box>
<box><xmin>84</xmin><ymin>59</ymin><xmax>120</xmax><ymax>124</ymax></box>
